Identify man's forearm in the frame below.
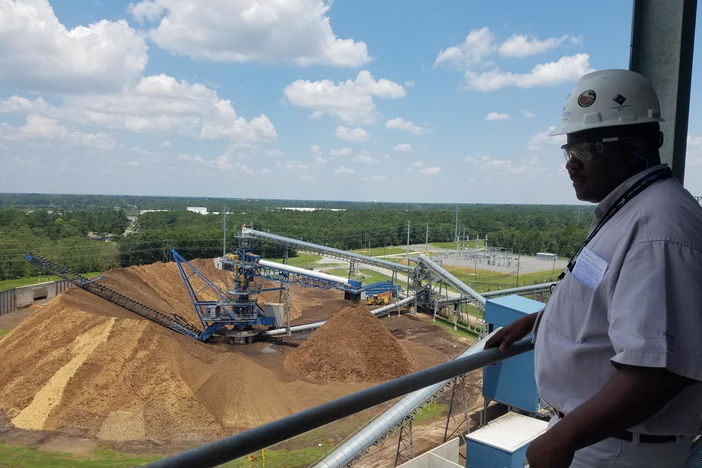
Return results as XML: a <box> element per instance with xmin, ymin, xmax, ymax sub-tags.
<box><xmin>549</xmin><ymin>365</ymin><xmax>692</xmax><ymax>451</ymax></box>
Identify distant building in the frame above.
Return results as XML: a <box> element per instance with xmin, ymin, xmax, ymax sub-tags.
<box><xmin>87</xmin><ymin>232</ymin><xmax>118</xmax><ymax>242</ymax></box>
<box><xmin>536</xmin><ymin>252</ymin><xmax>557</xmax><ymax>261</ymax></box>
<box><xmin>278</xmin><ymin>207</ymin><xmax>346</xmax><ymax>212</ymax></box>
<box><xmin>187</xmin><ymin>207</ymin><xmax>208</xmax><ymax>215</ymax></box>
<box><xmin>139</xmin><ymin>209</ymin><xmax>170</xmax><ymax>215</ymax></box>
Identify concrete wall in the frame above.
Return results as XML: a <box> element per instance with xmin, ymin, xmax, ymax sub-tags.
<box><xmin>396</xmin><ymin>438</ymin><xmax>462</xmax><ymax>468</ymax></box>
<box><xmin>0</xmin><ymin>280</ymin><xmax>73</xmax><ymax>315</ymax></box>
<box><xmin>15</xmin><ymin>282</ymin><xmax>54</xmax><ymax>308</ymax></box>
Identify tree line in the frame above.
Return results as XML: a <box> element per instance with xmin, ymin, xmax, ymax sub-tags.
<box><xmin>0</xmin><ymin>200</ymin><xmax>594</xmax><ymax>281</ymax></box>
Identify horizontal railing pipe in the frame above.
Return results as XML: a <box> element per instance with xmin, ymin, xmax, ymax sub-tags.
<box><xmin>142</xmin><ymin>337</ymin><xmax>534</xmax><ymax>468</ymax></box>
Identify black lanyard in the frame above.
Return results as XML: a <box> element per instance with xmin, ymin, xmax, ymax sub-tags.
<box><xmin>558</xmin><ymin>166</ymin><xmax>673</xmax><ymax>281</ymax></box>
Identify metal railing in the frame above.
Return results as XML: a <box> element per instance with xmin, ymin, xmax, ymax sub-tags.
<box><xmin>143</xmin><ymin>337</ymin><xmax>534</xmax><ymax>468</ymax></box>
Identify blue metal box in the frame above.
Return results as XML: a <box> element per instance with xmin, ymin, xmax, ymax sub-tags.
<box><xmin>483</xmin><ymin>295</ymin><xmax>544</xmax><ymax>413</ymax></box>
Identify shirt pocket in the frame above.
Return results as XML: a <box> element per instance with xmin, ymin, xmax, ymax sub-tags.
<box><xmin>546</xmin><ymin>274</ymin><xmax>598</xmax><ymax>343</ymax></box>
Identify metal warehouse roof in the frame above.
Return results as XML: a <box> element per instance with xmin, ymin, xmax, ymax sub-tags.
<box><xmin>466</xmin><ymin>412</ymin><xmax>548</xmax><ymax>454</ymax></box>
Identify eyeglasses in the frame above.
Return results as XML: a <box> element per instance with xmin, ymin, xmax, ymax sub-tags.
<box><xmin>561</xmin><ymin>136</ymin><xmax>634</xmax><ymax>163</ymax></box>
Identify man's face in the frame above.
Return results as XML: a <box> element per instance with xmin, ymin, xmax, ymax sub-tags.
<box><xmin>565</xmin><ymin>132</ymin><xmax>635</xmax><ymax>203</ymax></box>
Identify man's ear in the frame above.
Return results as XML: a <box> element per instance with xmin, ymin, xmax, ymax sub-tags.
<box><xmin>629</xmin><ymin>138</ymin><xmax>649</xmax><ymax>166</ymax></box>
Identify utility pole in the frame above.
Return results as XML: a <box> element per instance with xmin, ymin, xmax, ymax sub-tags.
<box><xmin>425</xmin><ymin>223</ymin><xmax>429</xmax><ymax>252</ymax></box>
<box><xmin>516</xmin><ymin>252</ymin><xmax>521</xmax><ymax>287</ymax></box>
<box><xmin>286</xmin><ymin>284</ymin><xmax>291</xmax><ymax>337</ymax></box>
<box><xmin>574</xmin><ymin>207</ymin><xmax>584</xmax><ymax>226</ymax></box>
<box><xmin>222</xmin><ymin>205</ymin><xmax>227</xmax><ymax>256</ymax></box>
<box><xmin>406</xmin><ymin>221</ymin><xmax>410</xmax><ymax>259</ymax></box>
<box><xmin>455</xmin><ymin>206</ymin><xmax>459</xmax><ymax>251</ymax></box>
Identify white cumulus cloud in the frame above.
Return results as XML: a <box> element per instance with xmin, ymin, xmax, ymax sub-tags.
<box><xmin>528</xmin><ymin>126</ymin><xmax>567</xmax><ymax>150</ymax></box>
<box><xmin>0</xmin><ymin>114</ymin><xmax>116</xmax><ymax>150</ymax></box>
<box><xmin>334</xmin><ymin>166</ymin><xmax>355</xmax><ymax>174</ymax></box>
<box><xmin>485</xmin><ymin>112</ymin><xmax>512</xmax><ymax>121</ymax></box>
<box><xmin>464</xmin><ymin>54</ymin><xmax>594</xmax><ymax>91</ymax></box>
<box><xmin>393</xmin><ymin>143</ymin><xmax>412</xmax><ymax>152</ymax></box>
<box><xmin>465</xmin><ymin>154</ymin><xmax>547</xmax><ymax>175</ymax></box>
<box><xmin>435</xmin><ymin>27</ymin><xmax>495</xmax><ymax>69</ymax></box>
<box><xmin>335</xmin><ymin>126</ymin><xmax>369</xmax><ymax>142</ymax></box>
<box><xmin>0</xmin><ymin>0</ymin><xmax>148</xmax><ymax>93</ymax></box>
<box><xmin>521</xmin><ymin>109</ymin><xmax>536</xmax><ymax>118</ymax></box>
<box><xmin>129</xmin><ymin>0</ymin><xmax>369</xmax><ymax>67</ymax></box>
<box><xmin>284</xmin><ymin>71</ymin><xmax>406</xmax><ymax>126</ymax></box>
<box><xmin>352</xmin><ymin>151</ymin><xmax>375</xmax><ymax>163</ymax></box>
<box><xmin>1</xmin><ymin>75</ymin><xmax>277</xmax><ymax>142</ymax></box>
<box><xmin>329</xmin><ymin>147</ymin><xmax>353</xmax><ymax>156</ymax></box>
<box><xmin>385</xmin><ymin>117</ymin><xmax>432</xmax><ymax>135</ymax></box>
<box><xmin>419</xmin><ymin>166</ymin><xmax>441</xmax><ymax>176</ymax></box>
<box><xmin>276</xmin><ymin>160</ymin><xmax>315</xmax><ymax>180</ymax></box>
<box><xmin>498</xmin><ymin>34</ymin><xmax>571</xmax><ymax>58</ymax></box>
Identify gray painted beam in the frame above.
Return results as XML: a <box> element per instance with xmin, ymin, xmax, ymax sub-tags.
<box><xmin>630</xmin><ymin>0</ymin><xmax>698</xmax><ymax>183</ymax></box>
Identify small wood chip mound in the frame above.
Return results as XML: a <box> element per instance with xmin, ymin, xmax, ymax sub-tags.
<box><xmin>284</xmin><ymin>303</ymin><xmax>417</xmax><ymax>383</ymax></box>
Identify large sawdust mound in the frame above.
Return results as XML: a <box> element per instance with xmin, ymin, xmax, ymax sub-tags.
<box><xmin>94</xmin><ymin>258</ymin><xmax>323</xmax><ymax>324</ymax></box>
<box><xmin>0</xmin><ymin>260</ymin><xmax>359</xmax><ymax>442</ymax></box>
<box><xmin>285</xmin><ymin>304</ymin><xmax>417</xmax><ymax>383</ymax></box>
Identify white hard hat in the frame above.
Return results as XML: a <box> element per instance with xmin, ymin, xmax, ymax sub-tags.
<box><xmin>549</xmin><ymin>69</ymin><xmax>664</xmax><ymax>136</ymax></box>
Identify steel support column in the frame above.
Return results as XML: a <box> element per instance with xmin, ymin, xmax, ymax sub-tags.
<box><xmin>394</xmin><ymin>418</ymin><xmax>415</xmax><ymax>466</ymax></box>
<box><xmin>444</xmin><ymin>375</ymin><xmax>471</xmax><ymax>444</ymax></box>
<box><xmin>630</xmin><ymin>0</ymin><xmax>698</xmax><ymax>183</ymax></box>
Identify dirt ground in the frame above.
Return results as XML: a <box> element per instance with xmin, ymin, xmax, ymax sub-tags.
<box><xmin>0</xmin><ymin>260</ymin><xmax>481</xmax><ymax>466</ymax></box>
<box><xmin>0</xmin><ymin>308</ymin><xmax>35</xmax><ymax>330</ymax></box>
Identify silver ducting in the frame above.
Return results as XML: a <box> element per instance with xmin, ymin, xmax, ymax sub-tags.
<box><xmin>314</xmin><ymin>332</ymin><xmax>496</xmax><ymax>468</ymax></box>
<box><xmin>258</xmin><ymin>259</ymin><xmax>350</xmax><ymax>285</ymax></box>
<box><xmin>265</xmin><ymin>296</ymin><xmax>415</xmax><ymax>336</ymax></box>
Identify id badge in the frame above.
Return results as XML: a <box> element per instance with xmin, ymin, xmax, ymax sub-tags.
<box><xmin>572</xmin><ymin>247</ymin><xmax>609</xmax><ymax>289</ymax></box>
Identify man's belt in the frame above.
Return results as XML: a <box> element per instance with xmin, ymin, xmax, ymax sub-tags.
<box><xmin>553</xmin><ymin>409</ymin><xmax>678</xmax><ymax>444</ymax></box>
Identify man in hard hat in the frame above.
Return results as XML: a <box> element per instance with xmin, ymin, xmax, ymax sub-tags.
<box><xmin>486</xmin><ymin>69</ymin><xmax>702</xmax><ymax>468</ymax></box>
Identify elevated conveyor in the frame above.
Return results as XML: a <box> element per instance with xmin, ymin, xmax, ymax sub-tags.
<box><xmin>25</xmin><ymin>253</ymin><xmax>201</xmax><ymax>340</ymax></box>
<box><xmin>437</xmin><ymin>282</ymin><xmax>556</xmax><ymax>306</ymax></box>
<box><xmin>242</xmin><ymin>228</ymin><xmax>414</xmax><ymax>275</ymax></box>
<box><xmin>417</xmin><ymin>254</ymin><xmax>486</xmax><ymax>307</ymax></box>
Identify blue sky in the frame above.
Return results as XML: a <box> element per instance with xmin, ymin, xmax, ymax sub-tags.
<box><xmin>1</xmin><ymin>0</ymin><xmax>700</xmax><ymax>203</ymax></box>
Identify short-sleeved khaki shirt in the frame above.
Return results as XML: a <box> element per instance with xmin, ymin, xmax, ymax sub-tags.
<box><xmin>534</xmin><ymin>165</ymin><xmax>702</xmax><ymax>436</ymax></box>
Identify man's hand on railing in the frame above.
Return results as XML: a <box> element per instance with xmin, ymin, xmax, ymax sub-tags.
<box><xmin>484</xmin><ymin>313</ymin><xmax>538</xmax><ymax>351</ymax></box>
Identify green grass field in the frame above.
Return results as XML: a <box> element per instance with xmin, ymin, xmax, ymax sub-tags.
<box><xmin>265</xmin><ymin>253</ymin><xmax>323</xmax><ymax>269</ymax></box>
<box><xmin>431</xmin><ymin>316</ymin><xmax>480</xmax><ymax>339</ymax></box>
<box><xmin>0</xmin><ymin>329</ymin><xmax>11</xmax><ymax>338</ymax></box>
<box><xmin>412</xmin><ymin>402</ymin><xmax>448</xmax><ymax>424</ymax></box>
<box><xmin>0</xmin><ymin>443</ymin><xmax>161</xmax><ymax>468</ymax></box>
<box><xmin>350</xmin><ymin>246</ymin><xmax>414</xmax><ymax>257</ymax></box>
<box><xmin>442</xmin><ymin>265</ymin><xmax>557</xmax><ymax>292</ymax></box>
<box><xmin>0</xmin><ymin>272</ymin><xmax>104</xmax><ymax>292</ymax></box>
<box><xmin>324</xmin><ymin>268</ymin><xmax>394</xmax><ymax>285</ymax></box>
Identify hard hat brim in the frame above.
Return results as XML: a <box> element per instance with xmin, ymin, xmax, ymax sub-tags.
<box><xmin>549</xmin><ymin>116</ymin><xmax>665</xmax><ymax>136</ymax></box>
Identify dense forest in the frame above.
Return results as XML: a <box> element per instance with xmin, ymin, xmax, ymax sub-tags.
<box><xmin>0</xmin><ymin>193</ymin><xmax>594</xmax><ymax>281</ymax></box>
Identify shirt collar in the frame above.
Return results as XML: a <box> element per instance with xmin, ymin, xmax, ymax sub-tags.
<box><xmin>592</xmin><ymin>164</ymin><xmax>668</xmax><ymax>225</ymax></box>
